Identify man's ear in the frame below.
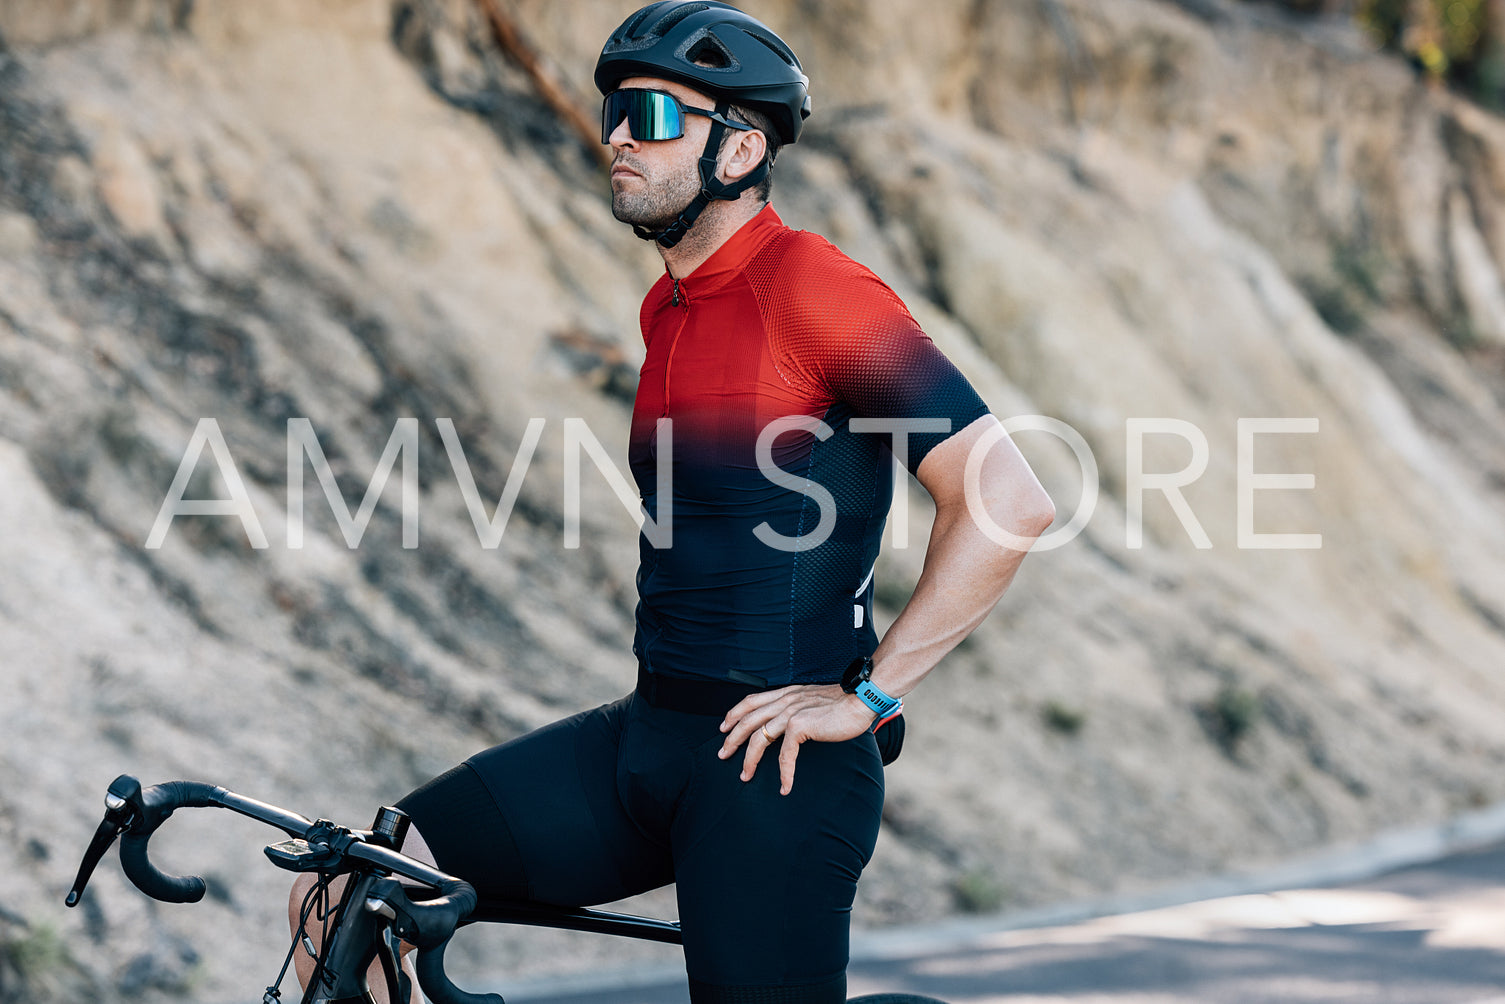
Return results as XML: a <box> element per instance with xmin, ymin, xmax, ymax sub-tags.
<box><xmin>720</xmin><ymin>129</ymin><xmax>768</xmax><ymax>183</ymax></box>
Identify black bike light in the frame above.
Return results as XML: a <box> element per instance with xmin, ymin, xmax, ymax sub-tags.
<box><xmin>369</xmin><ymin>806</ymin><xmax>410</xmax><ymax>851</ymax></box>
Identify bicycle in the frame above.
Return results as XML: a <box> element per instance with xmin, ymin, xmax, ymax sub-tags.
<box><xmin>66</xmin><ymin>773</ymin><xmax>949</xmax><ymax>1004</ymax></box>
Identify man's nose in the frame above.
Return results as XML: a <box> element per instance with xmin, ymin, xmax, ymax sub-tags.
<box><xmin>608</xmin><ymin>117</ymin><xmax>638</xmax><ymax>151</ymax></box>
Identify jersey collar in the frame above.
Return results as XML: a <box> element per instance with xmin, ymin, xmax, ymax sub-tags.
<box><xmin>671</xmin><ymin>204</ymin><xmax>785</xmax><ymax>298</ymax></box>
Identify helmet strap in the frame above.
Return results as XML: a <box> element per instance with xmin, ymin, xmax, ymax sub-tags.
<box><xmin>632</xmin><ymin>102</ymin><xmax>770</xmax><ymax>250</ymax></box>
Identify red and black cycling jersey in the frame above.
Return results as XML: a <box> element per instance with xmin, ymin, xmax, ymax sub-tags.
<box><xmin>628</xmin><ymin>205</ymin><xmax>990</xmax><ymax>686</ymax></box>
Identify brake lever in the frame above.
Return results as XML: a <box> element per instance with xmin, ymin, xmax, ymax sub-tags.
<box><xmin>65</xmin><ymin>776</ymin><xmax>142</xmax><ymax>907</ymax></box>
<box><xmin>365</xmin><ymin>878</ymin><xmax>503</xmax><ymax>1004</ymax></box>
<box><xmin>377</xmin><ymin>925</ymin><xmax>408</xmax><ymax>1004</ymax></box>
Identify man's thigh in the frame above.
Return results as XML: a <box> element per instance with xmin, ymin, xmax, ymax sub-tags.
<box><xmin>397</xmin><ymin>697</ymin><xmax>675</xmax><ymax>906</ymax></box>
<box><xmin>672</xmin><ymin>732</ymin><xmax>885</xmax><ymax>999</ymax></box>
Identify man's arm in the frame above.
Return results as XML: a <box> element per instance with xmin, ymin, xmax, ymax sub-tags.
<box><xmin>863</xmin><ymin>413</ymin><xmax>1055</xmax><ymax>698</ymax></box>
<box><xmin>719</xmin><ymin>414</ymin><xmax>1056</xmax><ymax>793</ymax></box>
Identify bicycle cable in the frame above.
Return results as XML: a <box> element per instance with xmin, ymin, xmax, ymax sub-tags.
<box><xmin>302</xmin><ymin>875</ymin><xmax>347</xmax><ymax>1004</ymax></box>
<box><xmin>262</xmin><ymin>873</ymin><xmax>332</xmax><ymax>1004</ymax></box>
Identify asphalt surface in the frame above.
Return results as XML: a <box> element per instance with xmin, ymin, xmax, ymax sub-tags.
<box><xmin>496</xmin><ymin>841</ymin><xmax>1505</xmax><ymax>1004</ymax></box>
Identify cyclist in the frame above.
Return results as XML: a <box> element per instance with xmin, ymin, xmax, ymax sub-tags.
<box><xmin>292</xmin><ymin>3</ymin><xmax>1054</xmax><ymax>1002</ymax></box>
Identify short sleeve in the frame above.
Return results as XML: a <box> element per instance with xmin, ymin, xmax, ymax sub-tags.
<box><xmin>751</xmin><ymin>232</ymin><xmax>991</xmax><ymax>470</ymax></box>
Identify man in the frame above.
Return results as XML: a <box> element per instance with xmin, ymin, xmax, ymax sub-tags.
<box><xmin>293</xmin><ymin>3</ymin><xmax>1054</xmax><ymax>1002</ymax></box>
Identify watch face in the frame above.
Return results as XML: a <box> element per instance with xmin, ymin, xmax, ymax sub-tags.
<box><xmin>841</xmin><ymin>656</ymin><xmax>871</xmax><ymax>693</ymax></box>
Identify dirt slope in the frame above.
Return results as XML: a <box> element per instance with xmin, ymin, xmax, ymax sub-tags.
<box><xmin>0</xmin><ymin>1</ymin><xmax>1503</xmax><ymax>999</ymax></box>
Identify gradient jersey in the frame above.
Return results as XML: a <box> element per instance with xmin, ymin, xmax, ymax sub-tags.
<box><xmin>629</xmin><ymin>205</ymin><xmax>990</xmax><ymax>686</ymax></box>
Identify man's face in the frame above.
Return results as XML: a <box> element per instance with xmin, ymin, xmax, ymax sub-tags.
<box><xmin>606</xmin><ymin>76</ymin><xmax>717</xmax><ymax>231</ymax></box>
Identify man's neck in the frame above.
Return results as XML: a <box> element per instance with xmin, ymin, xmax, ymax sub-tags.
<box><xmin>657</xmin><ymin>197</ymin><xmax>767</xmax><ymax>279</ymax></box>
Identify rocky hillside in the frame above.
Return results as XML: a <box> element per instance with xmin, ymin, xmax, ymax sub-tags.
<box><xmin>1</xmin><ymin>0</ymin><xmax>1504</xmax><ymax>1000</ymax></box>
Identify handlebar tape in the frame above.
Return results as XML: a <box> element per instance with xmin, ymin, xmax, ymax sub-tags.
<box><xmin>119</xmin><ymin>834</ymin><xmax>207</xmax><ymax>903</ymax></box>
<box><xmin>369</xmin><ymin>877</ymin><xmax>503</xmax><ymax>1004</ymax></box>
<box><xmin>414</xmin><ymin>935</ymin><xmax>504</xmax><ymax>1004</ymax></box>
<box><xmin>117</xmin><ymin>780</ymin><xmax>227</xmax><ymax>904</ymax></box>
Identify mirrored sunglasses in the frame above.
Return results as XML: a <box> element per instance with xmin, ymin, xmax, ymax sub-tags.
<box><xmin>601</xmin><ymin>88</ymin><xmax>753</xmax><ymax>144</ymax></box>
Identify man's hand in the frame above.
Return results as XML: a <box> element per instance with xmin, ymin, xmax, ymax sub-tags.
<box><xmin>718</xmin><ymin>685</ymin><xmax>876</xmax><ymax>795</ymax></box>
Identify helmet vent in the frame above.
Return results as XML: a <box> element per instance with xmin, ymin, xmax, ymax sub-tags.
<box><xmin>739</xmin><ymin>26</ymin><xmax>799</xmax><ymax>68</ymax></box>
<box><xmin>649</xmin><ymin>2</ymin><xmax>712</xmax><ymax>37</ymax></box>
<box><xmin>618</xmin><ymin>5</ymin><xmax>659</xmax><ymax>40</ymax></box>
<box><xmin>683</xmin><ymin>32</ymin><xmax>736</xmax><ymax>70</ymax></box>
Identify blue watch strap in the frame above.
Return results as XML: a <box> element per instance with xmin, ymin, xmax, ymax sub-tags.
<box><xmin>853</xmin><ymin>678</ymin><xmax>901</xmax><ymax>718</ymax></box>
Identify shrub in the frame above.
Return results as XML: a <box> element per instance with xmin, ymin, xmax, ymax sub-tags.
<box><xmin>1042</xmin><ymin>700</ymin><xmax>1087</xmax><ymax>735</ymax></box>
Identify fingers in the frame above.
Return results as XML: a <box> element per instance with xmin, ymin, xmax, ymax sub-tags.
<box><xmin>718</xmin><ymin>691</ymin><xmax>796</xmax><ymax>760</ymax></box>
<box><xmin>715</xmin><ymin>684</ymin><xmax>845</xmax><ymax>793</ymax></box>
<box><xmin>720</xmin><ymin>687</ymin><xmax>793</xmax><ymax>734</ymax></box>
<box><xmin>737</xmin><ymin>717</ymin><xmax>804</xmax><ymax>795</ymax></box>
<box><xmin>778</xmin><ymin>731</ymin><xmax>802</xmax><ymax>795</ymax></box>
<box><xmin>738</xmin><ymin>714</ymin><xmax>789</xmax><ymax>782</ymax></box>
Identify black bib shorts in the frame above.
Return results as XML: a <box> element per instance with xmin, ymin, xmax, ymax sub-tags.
<box><xmin>396</xmin><ymin>689</ymin><xmax>885</xmax><ymax>1003</ymax></box>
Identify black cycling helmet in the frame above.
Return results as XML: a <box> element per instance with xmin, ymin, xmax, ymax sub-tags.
<box><xmin>596</xmin><ymin>3</ymin><xmax>811</xmax><ymax>248</ymax></box>
<box><xmin>595</xmin><ymin>1</ymin><xmax>811</xmax><ymax>146</ymax></box>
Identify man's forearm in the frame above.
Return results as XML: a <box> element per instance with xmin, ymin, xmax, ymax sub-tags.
<box><xmin>868</xmin><ymin>417</ymin><xmax>1055</xmax><ymax>700</ymax></box>
<box><xmin>869</xmin><ymin>499</ymin><xmax>1048</xmax><ymax>698</ymax></box>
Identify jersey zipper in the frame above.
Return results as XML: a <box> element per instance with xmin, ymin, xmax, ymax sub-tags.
<box><xmin>663</xmin><ymin>279</ymin><xmax>689</xmax><ymax>413</ymax></box>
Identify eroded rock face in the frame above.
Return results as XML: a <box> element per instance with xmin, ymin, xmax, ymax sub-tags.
<box><xmin>1</xmin><ymin>0</ymin><xmax>1504</xmax><ymax>998</ymax></box>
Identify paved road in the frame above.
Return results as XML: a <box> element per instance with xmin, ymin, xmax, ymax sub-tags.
<box><xmin>504</xmin><ymin>842</ymin><xmax>1505</xmax><ymax>1004</ymax></box>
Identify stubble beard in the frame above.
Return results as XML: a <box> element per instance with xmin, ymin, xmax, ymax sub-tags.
<box><xmin>611</xmin><ymin>157</ymin><xmax>702</xmax><ymax>232</ymax></box>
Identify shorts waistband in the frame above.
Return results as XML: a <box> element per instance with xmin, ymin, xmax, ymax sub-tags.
<box><xmin>634</xmin><ymin>665</ymin><xmax>775</xmax><ymax>716</ymax></box>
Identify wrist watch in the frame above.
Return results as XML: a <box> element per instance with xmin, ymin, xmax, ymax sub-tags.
<box><xmin>840</xmin><ymin>656</ymin><xmax>901</xmax><ymax>720</ymax></box>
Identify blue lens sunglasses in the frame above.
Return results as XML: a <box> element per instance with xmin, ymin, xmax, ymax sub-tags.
<box><xmin>601</xmin><ymin>87</ymin><xmax>754</xmax><ymax>143</ymax></box>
